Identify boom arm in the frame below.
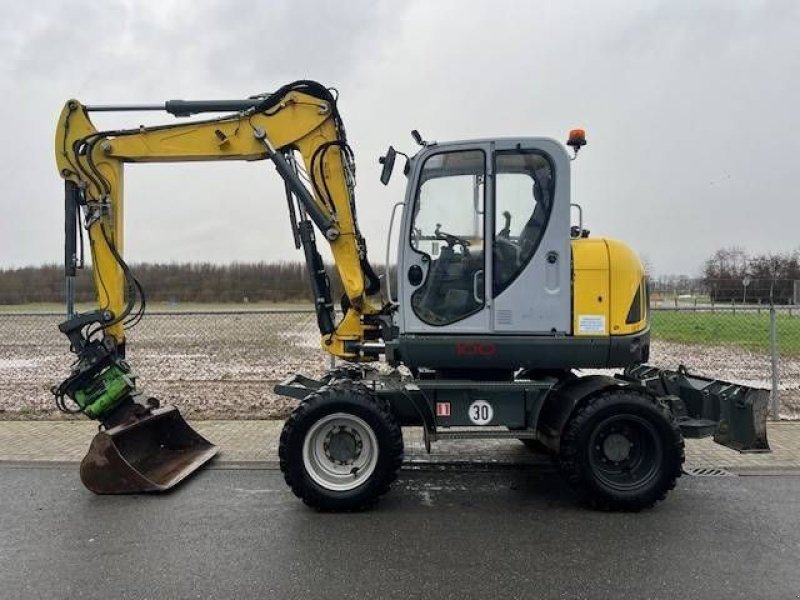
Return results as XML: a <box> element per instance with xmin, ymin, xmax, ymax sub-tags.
<box><xmin>55</xmin><ymin>81</ymin><xmax>382</xmax><ymax>359</ymax></box>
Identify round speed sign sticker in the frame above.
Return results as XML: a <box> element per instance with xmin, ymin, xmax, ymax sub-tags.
<box><xmin>468</xmin><ymin>399</ymin><xmax>494</xmax><ymax>425</ymax></box>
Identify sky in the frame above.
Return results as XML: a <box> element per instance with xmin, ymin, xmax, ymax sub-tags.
<box><xmin>1</xmin><ymin>0</ymin><xmax>798</xmax><ymax>278</ymax></box>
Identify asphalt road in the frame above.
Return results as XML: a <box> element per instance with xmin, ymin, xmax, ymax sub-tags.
<box><xmin>2</xmin><ymin>465</ymin><xmax>800</xmax><ymax>600</ymax></box>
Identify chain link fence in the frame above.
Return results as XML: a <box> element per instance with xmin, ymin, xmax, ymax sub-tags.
<box><xmin>646</xmin><ymin>305</ymin><xmax>799</xmax><ymax>418</ymax></box>
<box><xmin>0</xmin><ymin>310</ymin><xmax>327</xmax><ymax>420</ymax></box>
<box><xmin>0</xmin><ymin>306</ymin><xmax>798</xmax><ymax>419</ymax></box>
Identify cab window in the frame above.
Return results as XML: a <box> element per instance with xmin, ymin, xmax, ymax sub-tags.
<box><xmin>493</xmin><ymin>151</ymin><xmax>554</xmax><ymax>296</ymax></box>
<box><xmin>409</xmin><ymin>150</ymin><xmax>486</xmax><ymax>326</ymax></box>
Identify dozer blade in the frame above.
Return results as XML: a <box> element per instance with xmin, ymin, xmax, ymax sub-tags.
<box><xmin>80</xmin><ymin>405</ymin><xmax>218</xmax><ymax>494</ymax></box>
<box><xmin>622</xmin><ymin>364</ymin><xmax>770</xmax><ymax>453</ymax></box>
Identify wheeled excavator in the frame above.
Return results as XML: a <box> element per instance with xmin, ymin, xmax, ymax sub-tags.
<box><xmin>54</xmin><ymin>80</ymin><xmax>770</xmax><ymax>509</ymax></box>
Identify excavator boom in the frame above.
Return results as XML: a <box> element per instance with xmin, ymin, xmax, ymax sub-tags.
<box><xmin>56</xmin><ymin>80</ymin><xmax>381</xmax><ymax>358</ymax></box>
<box><xmin>54</xmin><ymin>81</ymin><xmax>383</xmax><ymax>494</ymax></box>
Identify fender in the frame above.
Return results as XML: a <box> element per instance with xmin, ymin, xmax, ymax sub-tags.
<box><xmin>535</xmin><ymin>374</ymin><xmax>643</xmax><ymax>453</ymax></box>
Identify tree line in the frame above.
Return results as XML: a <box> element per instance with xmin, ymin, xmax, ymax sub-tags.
<box><xmin>2</xmin><ymin>251</ymin><xmax>796</xmax><ymax>306</ymax></box>
<box><xmin>702</xmin><ymin>247</ymin><xmax>799</xmax><ymax>304</ymax></box>
<box><xmin>0</xmin><ymin>262</ymin><xmax>349</xmax><ymax>305</ymax></box>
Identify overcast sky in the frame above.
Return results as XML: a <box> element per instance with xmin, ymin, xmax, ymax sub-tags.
<box><xmin>1</xmin><ymin>0</ymin><xmax>798</xmax><ymax>277</ymax></box>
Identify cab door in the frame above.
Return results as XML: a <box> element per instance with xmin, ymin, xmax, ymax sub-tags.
<box><xmin>490</xmin><ymin>139</ymin><xmax>571</xmax><ymax>334</ymax></box>
<box><xmin>398</xmin><ymin>143</ymin><xmax>492</xmax><ymax>334</ymax></box>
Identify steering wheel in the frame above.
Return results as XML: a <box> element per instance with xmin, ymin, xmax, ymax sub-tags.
<box><xmin>434</xmin><ymin>223</ymin><xmax>471</xmax><ymax>254</ymax></box>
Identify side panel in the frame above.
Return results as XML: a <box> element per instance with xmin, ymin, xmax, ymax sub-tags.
<box><xmin>395</xmin><ymin>330</ymin><xmax>649</xmax><ymax>370</ymax></box>
<box><xmin>419</xmin><ymin>383</ymin><xmax>528</xmax><ymax>429</ymax></box>
<box><xmin>572</xmin><ymin>238</ymin><xmax>610</xmax><ymax>336</ymax></box>
<box><xmin>400</xmin><ymin>334</ymin><xmax>603</xmax><ymax>369</ymax></box>
<box><xmin>376</xmin><ymin>380</ymin><xmax>554</xmax><ymax>430</ymax></box>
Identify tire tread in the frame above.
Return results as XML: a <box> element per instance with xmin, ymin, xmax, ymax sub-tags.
<box><xmin>557</xmin><ymin>388</ymin><xmax>685</xmax><ymax>511</ymax></box>
<box><xmin>279</xmin><ymin>380</ymin><xmax>403</xmax><ymax>511</ymax></box>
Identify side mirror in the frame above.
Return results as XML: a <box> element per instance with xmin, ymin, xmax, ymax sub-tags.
<box><xmin>379</xmin><ymin>146</ymin><xmax>397</xmax><ymax>186</ymax></box>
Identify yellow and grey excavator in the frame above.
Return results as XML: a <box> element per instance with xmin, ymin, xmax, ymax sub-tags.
<box><xmin>54</xmin><ymin>80</ymin><xmax>769</xmax><ymax>509</ymax></box>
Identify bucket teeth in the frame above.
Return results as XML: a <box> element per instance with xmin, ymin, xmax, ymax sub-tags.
<box><xmin>79</xmin><ymin>405</ymin><xmax>218</xmax><ymax>494</ymax></box>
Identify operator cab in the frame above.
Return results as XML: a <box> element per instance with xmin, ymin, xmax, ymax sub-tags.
<box><xmin>394</xmin><ymin>138</ymin><xmax>572</xmax><ymax>337</ymax></box>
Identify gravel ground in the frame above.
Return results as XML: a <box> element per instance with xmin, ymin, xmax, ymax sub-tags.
<box><xmin>648</xmin><ymin>339</ymin><xmax>800</xmax><ymax>418</ymax></box>
<box><xmin>1</xmin><ymin>312</ymin><xmax>798</xmax><ymax>419</ymax></box>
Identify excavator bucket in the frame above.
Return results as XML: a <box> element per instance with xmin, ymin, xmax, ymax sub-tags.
<box><xmin>79</xmin><ymin>405</ymin><xmax>218</xmax><ymax>494</ymax></box>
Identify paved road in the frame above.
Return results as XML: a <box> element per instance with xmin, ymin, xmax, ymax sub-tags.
<box><xmin>2</xmin><ymin>465</ymin><xmax>800</xmax><ymax>599</ymax></box>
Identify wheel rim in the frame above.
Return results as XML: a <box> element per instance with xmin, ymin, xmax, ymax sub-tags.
<box><xmin>302</xmin><ymin>412</ymin><xmax>379</xmax><ymax>492</ymax></box>
<box><xmin>587</xmin><ymin>414</ymin><xmax>664</xmax><ymax>492</ymax></box>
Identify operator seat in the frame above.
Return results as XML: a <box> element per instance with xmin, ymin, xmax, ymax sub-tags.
<box><xmin>518</xmin><ymin>177</ymin><xmax>551</xmax><ymax>260</ymax></box>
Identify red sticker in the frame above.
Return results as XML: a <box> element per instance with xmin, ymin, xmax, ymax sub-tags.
<box><xmin>436</xmin><ymin>402</ymin><xmax>451</xmax><ymax>417</ymax></box>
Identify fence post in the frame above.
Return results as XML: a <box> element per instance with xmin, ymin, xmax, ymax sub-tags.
<box><xmin>769</xmin><ymin>304</ymin><xmax>780</xmax><ymax>419</ymax></box>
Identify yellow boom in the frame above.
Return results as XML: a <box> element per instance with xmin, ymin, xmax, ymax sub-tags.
<box><xmin>55</xmin><ymin>82</ymin><xmax>381</xmax><ymax>359</ymax></box>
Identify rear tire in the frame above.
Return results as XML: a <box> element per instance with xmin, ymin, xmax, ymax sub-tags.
<box><xmin>279</xmin><ymin>381</ymin><xmax>403</xmax><ymax>511</ymax></box>
<box><xmin>557</xmin><ymin>389</ymin><xmax>684</xmax><ymax>511</ymax></box>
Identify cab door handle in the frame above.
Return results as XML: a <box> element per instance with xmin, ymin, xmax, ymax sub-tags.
<box><xmin>473</xmin><ymin>270</ymin><xmax>484</xmax><ymax>303</ymax></box>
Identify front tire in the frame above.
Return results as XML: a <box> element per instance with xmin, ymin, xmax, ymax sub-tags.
<box><xmin>279</xmin><ymin>381</ymin><xmax>403</xmax><ymax>511</ymax></box>
<box><xmin>557</xmin><ymin>389</ymin><xmax>684</xmax><ymax>511</ymax></box>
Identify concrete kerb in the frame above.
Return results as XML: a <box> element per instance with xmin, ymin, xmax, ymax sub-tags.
<box><xmin>0</xmin><ymin>420</ymin><xmax>798</xmax><ymax>472</ymax></box>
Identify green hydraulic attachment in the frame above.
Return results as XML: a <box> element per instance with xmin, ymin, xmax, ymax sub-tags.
<box><xmin>72</xmin><ymin>360</ymin><xmax>135</xmax><ymax>419</ymax></box>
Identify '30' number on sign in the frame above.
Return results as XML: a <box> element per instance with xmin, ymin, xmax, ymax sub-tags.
<box><xmin>468</xmin><ymin>400</ymin><xmax>493</xmax><ymax>425</ymax></box>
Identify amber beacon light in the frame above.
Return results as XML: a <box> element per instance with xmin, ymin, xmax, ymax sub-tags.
<box><xmin>567</xmin><ymin>128</ymin><xmax>586</xmax><ymax>148</ymax></box>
